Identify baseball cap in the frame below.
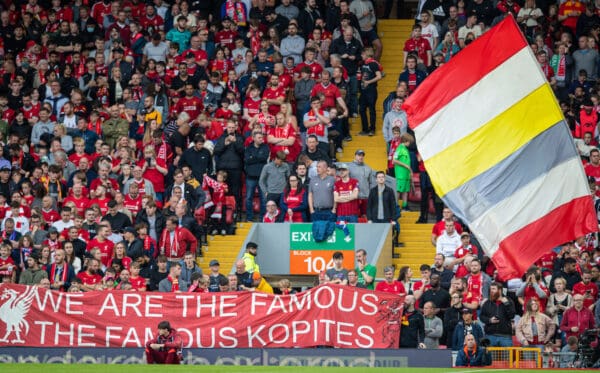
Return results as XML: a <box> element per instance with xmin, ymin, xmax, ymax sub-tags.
<box><xmin>123</xmin><ymin>227</ymin><xmax>136</xmax><ymax>235</ymax></box>
<box><xmin>209</xmin><ymin>259</ymin><xmax>220</xmax><ymax>266</ymax></box>
<box><xmin>336</xmin><ymin>163</ymin><xmax>349</xmax><ymax>170</ymax></box>
<box><xmin>461</xmin><ymin>308</ymin><xmax>472</xmax><ymax>314</ymax></box>
<box><xmin>355</xmin><ymin>149</ymin><xmax>365</xmax><ymax>155</ymax></box>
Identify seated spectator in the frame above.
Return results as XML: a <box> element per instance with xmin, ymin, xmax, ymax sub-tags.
<box><xmin>455</xmin><ymin>334</ymin><xmax>491</xmax><ymax>367</ymax></box>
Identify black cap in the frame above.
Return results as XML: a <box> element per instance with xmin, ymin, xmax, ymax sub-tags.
<box><xmin>462</xmin><ymin>308</ymin><xmax>472</xmax><ymax>314</ymax></box>
<box><xmin>112</xmin><ymin>47</ymin><xmax>124</xmax><ymax>54</ymax></box>
<box><xmin>0</xmin><ymin>166</ymin><xmax>10</xmax><ymax>172</ymax></box>
<box><xmin>123</xmin><ymin>226</ymin><xmax>136</xmax><ymax>235</ymax></box>
<box><xmin>209</xmin><ymin>259</ymin><xmax>220</xmax><ymax>266</ymax></box>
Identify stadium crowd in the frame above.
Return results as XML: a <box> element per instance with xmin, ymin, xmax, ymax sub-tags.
<box><xmin>0</xmin><ymin>0</ymin><xmax>597</xmax><ymax>366</ymax></box>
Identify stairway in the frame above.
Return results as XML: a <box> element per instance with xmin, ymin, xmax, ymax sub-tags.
<box><xmin>394</xmin><ymin>211</ymin><xmax>435</xmax><ymax>277</ymax></box>
<box><xmin>196</xmin><ymin>222</ymin><xmax>253</xmax><ymax>273</ymax></box>
<box><xmin>339</xmin><ymin>20</ymin><xmax>434</xmax><ymax>279</ymax></box>
<box><xmin>338</xmin><ymin>19</ymin><xmax>414</xmax><ymax>171</ymax></box>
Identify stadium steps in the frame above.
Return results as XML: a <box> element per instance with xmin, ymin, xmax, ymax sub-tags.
<box><xmin>338</xmin><ymin>20</ymin><xmax>413</xmax><ymax>169</ymax></box>
<box><xmin>338</xmin><ymin>20</ymin><xmax>430</xmax><ymax>279</ymax></box>
<box><xmin>196</xmin><ymin>222</ymin><xmax>252</xmax><ymax>273</ymax></box>
<box><xmin>393</xmin><ymin>211</ymin><xmax>435</xmax><ymax>277</ymax></box>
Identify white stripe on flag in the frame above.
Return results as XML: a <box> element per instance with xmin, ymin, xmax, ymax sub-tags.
<box><xmin>415</xmin><ymin>47</ymin><xmax>547</xmax><ymax>162</ymax></box>
<box><xmin>469</xmin><ymin>157</ymin><xmax>591</xmax><ymax>258</ymax></box>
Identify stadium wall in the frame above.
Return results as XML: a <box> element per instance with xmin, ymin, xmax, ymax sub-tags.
<box><xmin>0</xmin><ymin>347</ymin><xmax>452</xmax><ymax>367</ymax></box>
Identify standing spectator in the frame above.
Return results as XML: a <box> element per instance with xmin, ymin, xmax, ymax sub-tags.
<box><xmin>280</xmin><ymin>23</ymin><xmax>305</xmax><ymax>65</ymax></box>
<box><xmin>423</xmin><ymin>301</ymin><xmax>443</xmax><ymax>348</ymax></box>
<box><xmin>374</xmin><ymin>266</ymin><xmax>405</xmax><ymax>295</ymax></box>
<box><xmin>244</xmin><ymin>131</ymin><xmax>270</xmax><ymax>222</ymax></box>
<box><xmin>333</xmin><ymin>163</ymin><xmax>360</xmax><ymax>223</ymax></box>
<box><xmin>298</xmin><ymin>0</ymin><xmax>321</xmax><ymax>38</ymax></box>
<box><xmin>403</xmin><ymin>24</ymin><xmax>432</xmax><ymax>68</ymax></box>
<box><xmin>572</xmin><ymin>35</ymin><xmax>599</xmax><ymax>82</ymax></box>
<box><xmin>179</xmin><ymin>134</ymin><xmax>213</xmax><ymax>181</ymax></box>
<box><xmin>158</xmin><ymin>216</ymin><xmax>197</xmax><ymax>264</ymax></box>
<box><xmin>479</xmin><ymin>282</ymin><xmax>516</xmax><ymax>347</ymax></box>
<box><xmin>516</xmin><ymin>298</ymin><xmax>556</xmax><ymax>348</ymax></box>
<box><xmin>431</xmin><ymin>253</ymin><xmax>455</xmax><ymax>290</ymax></box>
<box><xmin>308</xmin><ymin>160</ymin><xmax>336</xmax><ymax>222</ymax></box>
<box><xmin>550</xmin><ymin>257</ymin><xmax>582</xmax><ymax>292</ymax></box>
<box><xmin>366</xmin><ymin>171</ymin><xmax>397</xmax><ymax>223</ymax></box>
<box><xmin>329</xmin><ymin>27</ymin><xmax>362</xmax><ymax>117</ymax></box>
<box><xmin>158</xmin><ymin>262</ymin><xmax>188</xmax><ymax>292</ymax></box>
<box><xmin>420</xmin><ymin>273</ymin><xmax>451</xmax><ymax>317</ymax></box>
<box><xmin>348</xmin><ymin>149</ymin><xmax>375</xmax><ymax>216</ymax></box>
<box><xmin>303</xmin><ymin>97</ymin><xmax>331</xmax><ymax>156</ymax></box>
<box><xmin>358</xmin><ymin>47</ymin><xmax>382</xmax><ymax>136</ymax></box>
<box><xmin>392</xmin><ymin>133</ymin><xmax>413</xmax><ymax>210</ymax></box>
<box><xmin>214</xmin><ymin>120</ymin><xmax>244</xmax><ymax>211</ymax></box>
<box><xmin>561</xmin><ymin>295</ymin><xmax>596</xmax><ymax>339</ymax></box>
<box><xmin>259</xmin><ymin>151</ymin><xmax>291</xmax><ymax>208</ymax></box>
<box><xmin>207</xmin><ymin>259</ymin><xmax>227</xmax><ymax>292</ymax></box>
<box><xmin>46</xmin><ymin>248</ymin><xmax>75</xmax><ymax>292</ymax></box>
<box><xmin>398</xmin><ymin>54</ymin><xmax>427</xmax><ymax>94</ymax></box>
<box><xmin>280</xmin><ymin>174</ymin><xmax>308</xmax><ymax>222</ymax></box>
<box><xmin>350</xmin><ymin>0</ymin><xmax>382</xmax><ymax>60</ymax></box>
<box><xmin>516</xmin><ymin>266</ymin><xmax>550</xmax><ymax>313</ymax></box>
<box><xmin>400</xmin><ymin>295</ymin><xmax>425</xmax><ymax>348</ymax></box>
<box><xmin>572</xmin><ymin>269</ymin><xmax>599</xmax><ymax>309</ymax></box>
<box><xmin>436</xmin><ymin>220</ymin><xmax>462</xmax><ymax>266</ymax></box>
<box><xmin>444</xmin><ymin>292</ymin><xmax>465</xmax><ymax>349</ymax></box>
<box><xmin>355</xmin><ymin>248</ymin><xmax>376</xmax><ymax>290</ymax></box>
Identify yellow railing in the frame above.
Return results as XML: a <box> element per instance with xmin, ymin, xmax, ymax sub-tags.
<box><xmin>486</xmin><ymin>347</ymin><xmax>542</xmax><ymax>368</ymax></box>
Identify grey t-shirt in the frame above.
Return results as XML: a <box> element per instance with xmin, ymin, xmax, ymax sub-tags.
<box><xmin>326</xmin><ymin>268</ymin><xmax>348</xmax><ymax>283</ymax></box>
<box><xmin>309</xmin><ymin>175</ymin><xmax>335</xmax><ymax>209</ymax></box>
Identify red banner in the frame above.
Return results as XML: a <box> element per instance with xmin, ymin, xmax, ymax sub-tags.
<box><xmin>0</xmin><ymin>284</ymin><xmax>403</xmax><ymax>349</ymax></box>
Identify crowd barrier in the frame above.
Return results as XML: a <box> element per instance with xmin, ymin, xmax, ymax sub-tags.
<box><xmin>0</xmin><ymin>347</ymin><xmax>452</xmax><ymax>367</ymax></box>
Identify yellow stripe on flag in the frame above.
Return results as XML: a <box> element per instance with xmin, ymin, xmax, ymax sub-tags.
<box><xmin>425</xmin><ymin>84</ymin><xmax>562</xmax><ymax>197</ymax></box>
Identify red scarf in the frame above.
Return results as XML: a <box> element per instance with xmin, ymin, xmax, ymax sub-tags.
<box><xmin>306</xmin><ymin>109</ymin><xmax>325</xmax><ymax>136</ymax></box>
<box><xmin>556</xmin><ymin>55</ymin><xmax>566</xmax><ymax>81</ymax></box>
<box><xmin>168</xmin><ymin>275</ymin><xmax>179</xmax><ymax>292</ymax></box>
<box><xmin>160</xmin><ymin>228</ymin><xmax>181</xmax><ymax>257</ymax></box>
<box><xmin>143</xmin><ymin>236</ymin><xmax>155</xmax><ymax>257</ymax></box>
<box><xmin>50</xmin><ymin>262</ymin><xmax>68</xmax><ymax>287</ymax></box>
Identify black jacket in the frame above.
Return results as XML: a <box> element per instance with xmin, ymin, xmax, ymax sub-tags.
<box><xmin>136</xmin><ymin>209</ymin><xmax>167</xmax><ymax>240</ymax></box>
<box><xmin>366</xmin><ymin>185</ymin><xmax>397</xmax><ymax>221</ymax></box>
<box><xmin>329</xmin><ymin>36</ymin><xmax>362</xmax><ymax>75</ymax></box>
<box><xmin>399</xmin><ymin>309</ymin><xmax>425</xmax><ymax>347</ymax></box>
<box><xmin>214</xmin><ymin>133</ymin><xmax>244</xmax><ymax>170</ymax></box>
<box><xmin>125</xmin><ymin>237</ymin><xmax>144</xmax><ymax>261</ymax></box>
<box><xmin>180</xmin><ymin>147</ymin><xmax>213</xmax><ymax>180</ymax></box>
<box><xmin>244</xmin><ymin>143</ymin><xmax>270</xmax><ymax>179</ymax></box>
<box><xmin>479</xmin><ymin>298</ymin><xmax>516</xmax><ymax>336</ymax></box>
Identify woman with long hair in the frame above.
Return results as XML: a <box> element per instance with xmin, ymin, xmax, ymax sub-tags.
<box><xmin>435</xmin><ymin>31</ymin><xmax>460</xmax><ymax>62</ymax></box>
<box><xmin>279</xmin><ymin>174</ymin><xmax>308</xmax><ymax>222</ymax></box>
<box><xmin>545</xmin><ymin>277</ymin><xmax>572</xmax><ymax>344</ymax></box>
<box><xmin>63</xmin><ymin>241</ymin><xmax>82</xmax><ymax>274</ymax></box>
<box><xmin>109</xmin><ymin>241</ymin><xmax>132</xmax><ymax>271</ymax></box>
<box><xmin>516</xmin><ymin>298</ymin><xmax>555</xmax><ymax>348</ymax></box>
<box><xmin>397</xmin><ymin>266</ymin><xmax>414</xmax><ymax>295</ymax></box>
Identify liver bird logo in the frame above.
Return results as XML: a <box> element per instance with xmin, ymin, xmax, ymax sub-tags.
<box><xmin>0</xmin><ymin>286</ymin><xmax>37</xmax><ymax>343</ymax></box>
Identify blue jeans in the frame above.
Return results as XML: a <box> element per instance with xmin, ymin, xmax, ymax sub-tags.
<box><xmin>487</xmin><ymin>334</ymin><xmax>513</xmax><ymax>347</ymax></box>
<box><xmin>245</xmin><ymin>178</ymin><xmax>264</xmax><ymax>220</ymax></box>
<box><xmin>311</xmin><ymin>210</ymin><xmax>336</xmax><ymax>222</ymax></box>
<box><xmin>337</xmin><ymin>215</ymin><xmax>358</xmax><ymax>223</ymax></box>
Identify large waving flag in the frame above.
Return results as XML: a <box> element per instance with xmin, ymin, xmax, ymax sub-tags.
<box><xmin>403</xmin><ymin>16</ymin><xmax>597</xmax><ymax>279</ymax></box>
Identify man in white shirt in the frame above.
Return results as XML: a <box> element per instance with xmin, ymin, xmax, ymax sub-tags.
<box><xmin>436</xmin><ymin>221</ymin><xmax>461</xmax><ymax>268</ymax></box>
